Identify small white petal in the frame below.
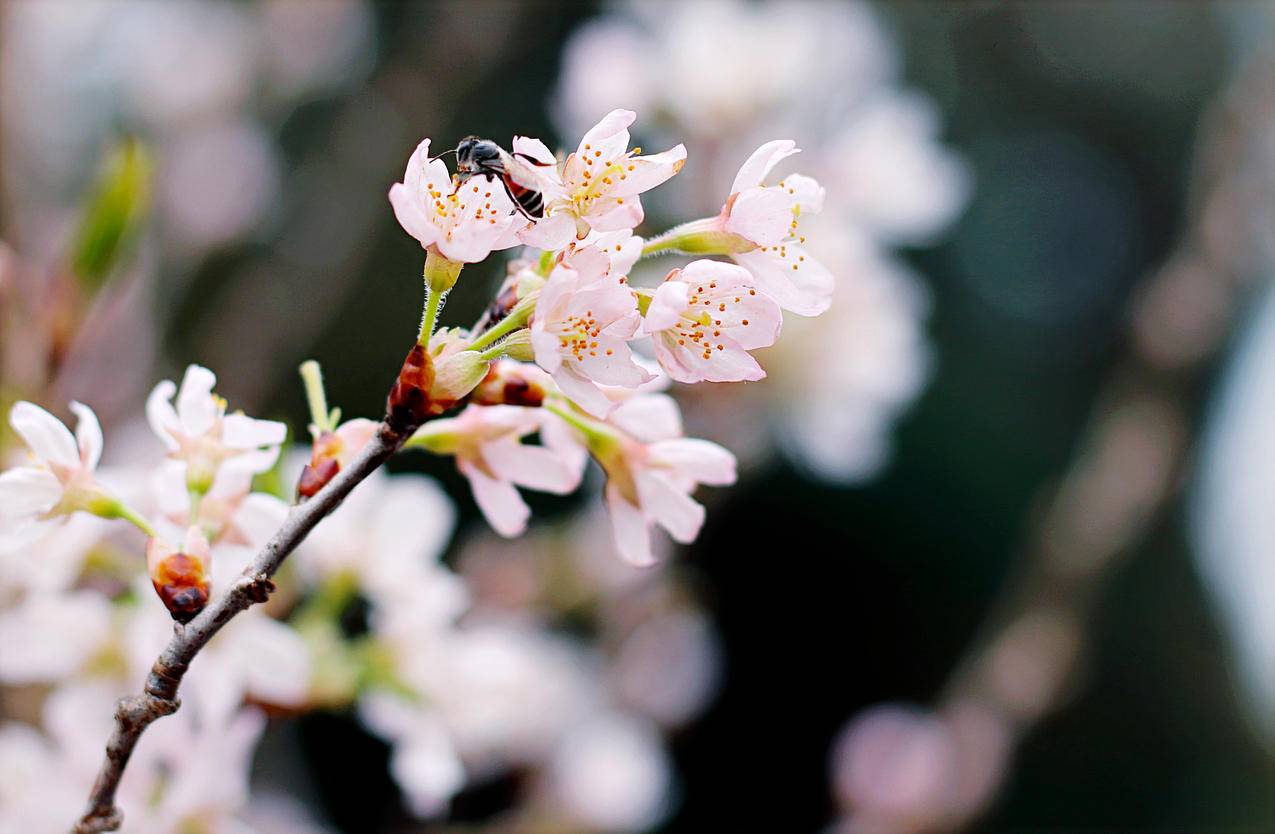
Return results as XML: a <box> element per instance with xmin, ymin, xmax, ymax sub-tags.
<box><xmin>9</xmin><ymin>402</ymin><xmax>78</xmax><ymax>469</ymax></box>
<box><xmin>176</xmin><ymin>365</ymin><xmax>219</xmax><ymax>437</ymax></box>
<box><xmin>69</xmin><ymin>401</ymin><xmax>103</xmax><ymax>471</ymax></box>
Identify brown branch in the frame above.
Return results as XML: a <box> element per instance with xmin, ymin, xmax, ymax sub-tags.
<box><xmin>72</xmin><ymin>419</ymin><xmax>410</xmax><ymax>833</ymax></box>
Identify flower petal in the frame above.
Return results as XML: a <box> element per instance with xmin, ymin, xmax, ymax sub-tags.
<box><xmin>69</xmin><ymin>401</ymin><xmax>103</xmax><ymax>471</ymax></box>
<box><xmin>732</xmin><ymin>245</ymin><xmax>834</xmax><ymax>316</ymax></box>
<box><xmin>146</xmin><ymin>380</ymin><xmax>181</xmax><ymax>451</ymax></box>
<box><xmin>606</xmin><ymin>485</ymin><xmax>655</xmax><ymax>567</ymax></box>
<box><xmin>609</xmin><ymin>394</ymin><xmax>683</xmax><ymax>443</ymax></box>
<box><xmin>642</xmin><ymin>280</ymin><xmax>689</xmax><ymax>333</ymax></box>
<box><xmin>176</xmin><ymin>365</ymin><xmax>219</xmax><ymax>437</ymax></box>
<box><xmin>725</xmin><ymin>186</ymin><xmax>794</xmax><ymax>248</ymax></box>
<box><xmin>483</xmin><ymin>437</ymin><xmax>582</xmax><ymax>495</ymax></box>
<box><xmin>553</xmin><ymin>366</ymin><xmax>615</xmax><ymax>419</ymax></box>
<box><xmin>636</xmin><ymin>470</ymin><xmax>705</xmax><ymax>544</ymax></box>
<box><xmin>0</xmin><ymin>467</ymin><xmax>63</xmax><ymax>519</ymax></box>
<box><xmin>648</xmin><ymin>438</ymin><xmax>737</xmax><ymax>486</ymax></box>
<box><xmin>459</xmin><ymin>457</ymin><xmax>530</xmax><ymax>538</ymax></box>
<box><xmin>9</xmin><ymin>402</ymin><xmax>78</xmax><ymax>469</ymax></box>
<box><xmin>730</xmin><ymin>139</ymin><xmax>800</xmax><ymax>193</ymax></box>
<box><xmin>221</xmin><ymin>414</ymin><xmax>287</xmax><ymax>449</ymax></box>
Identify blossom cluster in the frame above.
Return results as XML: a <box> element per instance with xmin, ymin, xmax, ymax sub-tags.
<box><xmin>384</xmin><ymin>107</ymin><xmax>831</xmax><ymax>563</ymax></box>
<box><xmin>0</xmin><ymin>105</ymin><xmax>830</xmax><ymax>830</ymax></box>
<box><xmin>554</xmin><ymin>0</ymin><xmax>969</xmax><ymax>482</ymax></box>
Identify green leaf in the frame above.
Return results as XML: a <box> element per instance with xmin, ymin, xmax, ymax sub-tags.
<box><xmin>69</xmin><ymin>139</ymin><xmax>153</xmax><ymax>292</ymax></box>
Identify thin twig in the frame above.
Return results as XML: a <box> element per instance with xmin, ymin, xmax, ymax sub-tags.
<box><xmin>72</xmin><ymin>420</ymin><xmax>409</xmax><ymax>833</ymax></box>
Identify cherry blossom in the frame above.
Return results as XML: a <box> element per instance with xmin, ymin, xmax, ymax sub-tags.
<box><xmin>519</xmin><ymin>109</ymin><xmax>685</xmax><ymax>248</ymax></box>
<box><xmin>552</xmin><ymin>393</ymin><xmax>736</xmax><ymax>566</ymax></box>
<box><xmin>389</xmin><ymin>137</ymin><xmax>522</xmax><ymax>263</ymax></box>
<box><xmin>530</xmin><ymin>245</ymin><xmax>653</xmax><ymax>417</ymax></box>
<box><xmin>408</xmin><ymin>405</ymin><xmax>586</xmax><ymax>537</ymax></box>
<box><xmin>146</xmin><ymin>364</ymin><xmax>286</xmax><ymax>496</ymax></box>
<box><xmin>640</xmin><ymin>259</ymin><xmax>782</xmax><ymax>383</ymax></box>
<box><xmin>726</xmin><ymin>141</ymin><xmax>833</xmax><ymax>315</ymax></box>
<box><xmin>0</xmin><ymin>400</ymin><xmax>115</xmax><ymax>550</ymax></box>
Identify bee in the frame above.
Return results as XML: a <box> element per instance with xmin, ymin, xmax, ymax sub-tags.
<box><xmin>453</xmin><ymin>136</ymin><xmax>555</xmax><ymax>221</ymax></box>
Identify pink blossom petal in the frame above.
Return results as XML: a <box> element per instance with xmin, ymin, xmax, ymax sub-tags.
<box><xmin>532</xmin><ymin>331</ymin><xmax>566</xmax><ymax>374</ymax></box>
<box><xmin>459</xmin><ymin>457</ymin><xmax>530</xmax><ymax>537</ymax></box>
<box><xmin>588</xmin><ymin>196</ymin><xmax>645</xmax><ymax>232</ymax></box>
<box><xmin>730</xmin><ymin>139</ymin><xmax>799</xmax><ymax>193</ymax></box>
<box><xmin>725</xmin><ymin>187</ymin><xmax>794</xmax><ymax>247</ymax></box>
<box><xmin>784</xmin><ymin>173</ymin><xmax>826</xmax><ymax>215</ymax></box>
<box><xmin>519</xmin><ymin>211</ymin><xmax>576</xmax><ymax>250</ymax></box>
<box><xmin>635</xmin><ymin>471</ymin><xmax>705</xmax><ymax>544</ymax></box>
<box><xmin>9</xmin><ymin>402</ymin><xmax>78</xmax><ymax>470</ymax></box>
<box><xmin>655</xmin><ymin>330</ymin><xmax>766</xmax><ymax>384</ymax></box>
<box><xmin>68</xmin><ymin>401</ymin><xmax>103</xmax><ymax>471</ymax></box>
<box><xmin>606</xmin><ymin>485</ymin><xmax>655</xmax><ymax>567</ymax></box>
<box><xmin>578</xmin><ymin>109</ymin><xmax>636</xmax><ymax>160</ymax></box>
<box><xmin>511</xmin><ymin>135</ymin><xmax>556</xmax><ymax>165</ymax></box>
<box><xmin>648</xmin><ymin>439</ymin><xmax>737</xmax><ymax>486</ymax></box>
<box><xmin>389</xmin><ymin>182</ymin><xmax>442</xmax><ymax>248</ymax></box>
<box><xmin>553</xmin><ymin>367</ymin><xmax>615</xmax><ymax>418</ymax></box>
<box><xmin>609</xmin><ymin>394</ymin><xmax>682</xmax><ymax>443</ymax></box>
<box><xmin>733</xmin><ymin>245</ymin><xmax>834</xmax><ymax>316</ymax></box>
<box><xmin>643</xmin><ymin>281</ymin><xmax>689</xmax><ymax>333</ymax></box>
<box><xmin>609</xmin><ymin>144</ymin><xmax>687</xmax><ymax>197</ymax></box>
<box><xmin>483</xmin><ymin>437</ymin><xmax>582</xmax><ymax>495</ymax></box>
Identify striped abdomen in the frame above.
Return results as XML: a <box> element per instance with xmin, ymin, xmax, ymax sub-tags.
<box><xmin>505</xmin><ymin>176</ymin><xmax>545</xmax><ymax>218</ymax></box>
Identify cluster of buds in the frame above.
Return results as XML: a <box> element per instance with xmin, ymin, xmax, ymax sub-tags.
<box><xmin>378</xmin><ymin>108</ymin><xmax>833</xmax><ymax>564</ymax></box>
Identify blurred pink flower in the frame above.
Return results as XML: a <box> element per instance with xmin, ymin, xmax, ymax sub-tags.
<box><xmin>409</xmin><ymin>405</ymin><xmax>585</xmax><ymax>537</ymax></box>
<box><xmin>641</xmin><ymin>259</ymin><xmax>781</xmax><ymax>383</ymax></box>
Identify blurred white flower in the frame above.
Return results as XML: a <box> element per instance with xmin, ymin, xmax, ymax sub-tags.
<box><xmin>546</xmin><ymin>711</ymin><xmax>673</xmax><ymax>833</ymax></box>
<box><xmin>296</xmin><ymin>468</ymin><xmax>461</xmax><ymax>613</ymax></box>
<box><xmin>0</xmin><ymin>401</ymin><xmax>113</xmax><ymax>550</ymax></box>
<box><xmin>0</xmin><ymin>591</ymin><xmax>113</xmax><ymax>684</ymax></box>
<box><xmin>147</xmin><ymin>364</ymin><xmax>286</xmax><ymax>495</ymax></box>
<box><xmin>554</xmin><ymin>0</ymin><xmax>967</xmax><ymax>483</ymax></box>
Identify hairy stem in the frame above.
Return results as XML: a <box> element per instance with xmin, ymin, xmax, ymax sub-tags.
<box><xmin>71</xmin><ymin>419</ymin><xmax>411</xmax><ymax>834</ymax></box>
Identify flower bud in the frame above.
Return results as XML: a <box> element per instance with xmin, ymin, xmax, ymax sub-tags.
<box><xmin>471</xmin><ymin>360</ymin><xmax>553</xmax><ymax>407</ymax></box>
<box><xmin>297</xmin><ymin>432</ymin><xmax>342</xmax><ymax>499</ymax></box>
<box><xmin>430</xmin><ymin>349</ymin><xmax>490</xmax><ymax>407</ymax></box>
<box><xmin>386</xmin><ymin>343</ymin><xmax>435</xmax><ymax>432</ymax></box>
<box><xmin>147</xmin><ymin>527</ymin><xmax>212</xmax><ymax>624</ymax></box>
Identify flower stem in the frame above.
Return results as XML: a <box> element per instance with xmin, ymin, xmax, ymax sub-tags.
<box><xmin>469</xmin><ymin>313</ymin><xmax>523</xmax><ymax>352</ymax></box>
<box><xmin>418</xmin><ymin>287</ymin><xmax>444</xmax><ymax>346</ymax></box>
<box><xmin>114</xmin><ymin>501</ymin><xmax>158</xmax><ymax>539</ymax></box>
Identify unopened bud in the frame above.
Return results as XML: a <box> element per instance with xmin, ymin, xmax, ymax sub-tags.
<box><xmin>471</xmin><ymin>359</ymin><xmax>553</xmax><ymax>407</ymax></box>
<box><xmin>431</xmin><ymin>349</ymin><xmax>489</xmax><ymax>408</ymax></box>
<box><xmin>297</xmin><ymin>431</ymin><xmax>342</xmax><ymax>499</ymax></box>
<box><xmin>147</xmin><ymin>528</ymin><xmax>212</xmax><ymax>624</ymax></box>
<box><xmin>386</xmin><ymin>343</ymin><xmax>435</xmax><ymax>432</ymax></box>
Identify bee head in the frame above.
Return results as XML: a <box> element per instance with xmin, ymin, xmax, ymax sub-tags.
<box><xmin>456</xmin><ymin>136</ymin><xmax>502</xmax><ymax>176</ymax></box>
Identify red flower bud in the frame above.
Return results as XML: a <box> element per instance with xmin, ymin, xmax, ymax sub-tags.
<box><xmin>147</xmin><ymin>528</ymin><xmax>212</xmax><ymax>624</ymax></box>
<box><xmin>386</xmin><ymin>343</ymin><xmax>435</xmax><ymax>432</ymax></box>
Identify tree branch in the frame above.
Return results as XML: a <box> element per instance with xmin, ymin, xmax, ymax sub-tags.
<box><xmin>72</xmin><ymin>419</ymin><xmax>410</xmax><ymax>834</ymax></box>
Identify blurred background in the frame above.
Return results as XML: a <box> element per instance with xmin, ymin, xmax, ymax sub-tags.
<box><xmin>2</xmin><ymin>1</ymin><xmax>1275</xmax><ymax>832</ymax></box>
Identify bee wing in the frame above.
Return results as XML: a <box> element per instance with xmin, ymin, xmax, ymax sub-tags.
<box><xmin>500</xmin><ymin>145</ymin><xmax>564</xmax><ymax>200</ymax></box>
